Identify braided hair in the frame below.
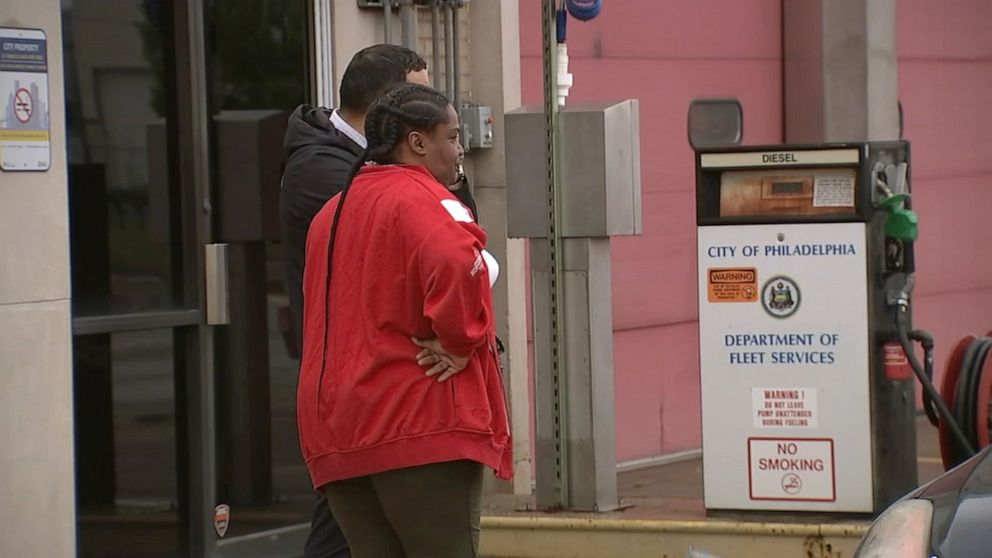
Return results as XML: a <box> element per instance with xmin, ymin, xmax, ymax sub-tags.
<box><xmin>316</xmin><ymin>83</ymin><xmax>454</xmax><ymax>402</ymax></box>
<box><xmin>354</xmin><ymin>84</ymin><xmax>452</xmax><ymax>172</ymax></box>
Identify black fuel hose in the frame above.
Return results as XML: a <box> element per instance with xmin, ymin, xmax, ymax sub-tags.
<box><xmin>908</xmin><ymin>329</ymin><xmax>939</xmax><ymax>427</ymax></box>
<box><xmin>896</xmin><ymin>305</ymin><xmax>976</xmax><ymax>458</ymax></box>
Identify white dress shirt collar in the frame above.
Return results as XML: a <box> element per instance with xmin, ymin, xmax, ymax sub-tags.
<box><xmin>330</xmin><ymin>109</ymin><xmax>367</xmax><ymax>149</ymax></box>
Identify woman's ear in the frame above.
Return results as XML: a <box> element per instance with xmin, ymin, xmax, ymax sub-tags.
<box><xmin>407</xmin><ymin>130</ymin><xmax>428</xmax><ymax>156</ymax></box>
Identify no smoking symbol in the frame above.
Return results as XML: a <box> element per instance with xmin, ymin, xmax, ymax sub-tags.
<box><xmin>781</xmin><ymin>473</ymin><xmax>803</xmax><ymax>495</ymax></box>
<box><xmin>14</xmin><ymin>88</ymin><xmax>33</xmax><ymax>124</ymax></box>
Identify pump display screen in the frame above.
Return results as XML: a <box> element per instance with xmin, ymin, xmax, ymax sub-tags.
<box><xmin>718</xmin><ymin>168</ymin><xmax>858</xmax><ymax>218</ymax></box>
<box><xmin>771</xmin><ymin>181</ymin><xmax>805</xmax><ymax>195</ymax></box>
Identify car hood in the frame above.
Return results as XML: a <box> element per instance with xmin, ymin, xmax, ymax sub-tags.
<box><xmin>915</xmin><ymin>446</ymin><xmax>992</xmax><ymax>557</ymax></box>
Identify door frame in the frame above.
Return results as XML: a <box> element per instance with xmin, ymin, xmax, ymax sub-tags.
<box><xmin>193</xmin><ymin>0</ymin><xmax>327</xmax><ymax>555</ymax></box>
<box><xmin>67</xmin><ymin>0</ymin><xmax>211</xmax><ymax>554</ymax></box>
<box><xmin>68</xmin><ymin>0</ymin><xmax>323</xmax><ymax>555</ymax></box>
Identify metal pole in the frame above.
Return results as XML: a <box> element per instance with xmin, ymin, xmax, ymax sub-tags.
<box><xmin>444</xmin><ymin>3</ymin><xmax>455</xmax><ymax>100</ymax></box>
<box><xmin>311</xmin><ymin>0</ymin><xmax>335</xmax><ymax>109</ymax></box>
<box><xmin>431</xmin><ymin>3</ymin><xmax>442</xmax><ymax>91</ymax></box>
<box><xmin>451</xmin><ymin>1</ymin><xmax>461</xmax><ymax>110</ymax></box>
<box><xmin>537</xmin><ymin>0</ymin><xmax>567</xmax><ymax>510</ymax></box>
<box><xmin>399</xmin><ymin>0</ymin><xmax>418</xmax><ymax>51</ymax></box>
<box><xmin>384</xmin><ymin>0</ymin><xmax>393</xmax><ymax>44</ymax></box>
<box><xmin>174</xmin><ymin>0</ymin><xmax>217</xmax><ymax>552</ymax></box>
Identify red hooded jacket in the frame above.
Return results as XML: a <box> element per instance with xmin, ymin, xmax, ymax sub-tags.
<box><xmin>298</xmin><ymin>164</ymin><xmax>512</xmax><ymax>489</ymax></box>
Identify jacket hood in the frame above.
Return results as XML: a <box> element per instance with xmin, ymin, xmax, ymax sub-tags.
<box><xmin>284</xmin><ymin>104</ymin><xmax>358</xmax><ymax>156</ymax></box>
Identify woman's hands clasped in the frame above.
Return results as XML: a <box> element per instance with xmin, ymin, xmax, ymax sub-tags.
<box><xmin>412</xmin><ymin>337</ymin><xmax>469</xmax><ymax>382</ymax></box>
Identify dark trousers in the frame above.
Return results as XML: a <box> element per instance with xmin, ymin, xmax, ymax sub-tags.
<box><xmin>321</xmin><ymin>460</ymin><xmax>483</xmax><ymax>558</ymax></box>
<box><xmin>303</xmin><ymin>492</ymin><xmax>350</xmax><ymax>558</ymax></box>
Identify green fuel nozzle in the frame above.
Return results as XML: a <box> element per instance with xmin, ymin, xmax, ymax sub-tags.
<box><xmin>878</xmin><ymin>193</ymin><xmax>919</xmax><ymax>242</ymax></box>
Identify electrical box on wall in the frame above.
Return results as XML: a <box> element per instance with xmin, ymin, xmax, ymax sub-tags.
<box><xmin>357</xmin><ymin>1</ymin><xmax>468</xmax><ymax>8</ymax></box>
<box><xmin>356</xmin><ymin>1</ymin><xmax>397</xmax><ymax>8</ymax></box>
<box><xmin>460</xmin><ymin>104</ymin><xmax>494</xmax><ymax>150</ymax></box>
<box><xmin>505</xmin><ymin>100</ymin><xmax>642</xmax><ymax>238</ymax></box>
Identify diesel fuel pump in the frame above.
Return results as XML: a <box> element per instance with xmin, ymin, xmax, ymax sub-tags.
<box><xmin>694</xmin><ymin>142</ymin><xmax>938</xmax><ymax>514</ymax></box>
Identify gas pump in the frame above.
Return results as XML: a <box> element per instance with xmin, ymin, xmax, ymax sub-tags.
<box><xmin>693</xmin><ymin>142</ymin><xmax>952</xmax><ymax>513</ymax></box>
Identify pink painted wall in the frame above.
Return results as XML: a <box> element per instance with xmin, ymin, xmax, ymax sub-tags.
<box><xmin>518</xmin><ymin>1</ymin><xmax>784</xmax><ymax>462</ymax></box>
<box><xmin>516</xmin><ymin>1</ymin><xmax>992</xmax><ymax>464</ymax></box>
<box><xmin>896</xmin><ymin>1</ymin><xmax>992</xmax><ymax>390</ymax></box>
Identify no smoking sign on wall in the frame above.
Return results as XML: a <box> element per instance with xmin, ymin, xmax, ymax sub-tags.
<box><xmin>1</xmin><ymin>27</ymin><xmax>50</xmax><ymax>172</ymax></box>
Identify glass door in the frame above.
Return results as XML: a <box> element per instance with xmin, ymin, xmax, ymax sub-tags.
<box><xmin>64</xmin><ymin>1</ymin><xmax>201</xmax><ymax>556</ymax></box>
<box><xmin>203</xmin><ymin>0</ymin><xmax>315</xmax><ymax>555</ymax></box>
<box><xmin>67</xmin><ymin>0</ymin><xmax>314</xmax><ymax>555</ymax></box>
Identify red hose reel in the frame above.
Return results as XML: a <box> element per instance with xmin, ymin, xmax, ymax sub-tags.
<box><xmin>938</xmin><ymin>332</ymin><xmax>992</xmax><ymax>469</ymax></box>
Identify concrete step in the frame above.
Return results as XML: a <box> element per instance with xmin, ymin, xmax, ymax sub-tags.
<box><xmin>480</xmin><ymin>516</ymin><xmax>867</xmax><ymax>558</ymax></box>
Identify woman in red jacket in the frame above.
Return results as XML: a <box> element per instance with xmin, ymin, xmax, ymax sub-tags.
<box><xmin>298</xmin><ymin>83</ymin><xmax>512</xmax><ymax>557</ymax></box>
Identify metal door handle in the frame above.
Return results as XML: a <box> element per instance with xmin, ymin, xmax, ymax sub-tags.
<box><xmin>205</xmin><ymin>243</ymin><xmax>230</xmax><ymax>325</ymax></box>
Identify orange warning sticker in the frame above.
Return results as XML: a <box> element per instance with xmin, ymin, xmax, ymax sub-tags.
<box><xmin>708</xmin><ymin>268</ymin><xmax>759</xmax><ymax>303</ymax></box>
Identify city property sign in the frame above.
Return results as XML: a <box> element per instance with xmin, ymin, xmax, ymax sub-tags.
<box><xmin>1</xmin><ymin>27</ymin><xmax>50</xmax><ymax>172</ymax></box>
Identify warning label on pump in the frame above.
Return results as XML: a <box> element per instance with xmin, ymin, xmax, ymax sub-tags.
<box><xmin>752</xmin><ymin>388</ymin><xmax>818</xmax><ymax>428</ymax></box>
<box><xmin>707</xmin><ymin>267</ymin><xmax>758</xmax><ymax>302</ymax></box>
<box><xmin>748</xmin><ymin>438</ymin><xmax>835</xmax><ymax>501</ymax></box>
<box><xmin>813</xmin><ymin>176</ymin><xmax>855</xmax><ymax>207</ymax></box>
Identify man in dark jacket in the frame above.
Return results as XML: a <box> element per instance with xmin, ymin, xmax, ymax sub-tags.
<box><xmin>280</xmin><ymin>43</ymin><xmax>428</xmax><ymax>558</ymax></box>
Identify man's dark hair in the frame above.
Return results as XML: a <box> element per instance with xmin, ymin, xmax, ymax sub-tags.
<box><xmin>339</xmin><ymin>44</ymin><xmax>428</xmax><ymax>113</ymax></box>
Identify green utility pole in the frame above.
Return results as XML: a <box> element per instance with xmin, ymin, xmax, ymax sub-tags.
<box><xmin>537</xmin><ymin>0</ymin><xmax>568</xmax><ymax>509</ymax></box>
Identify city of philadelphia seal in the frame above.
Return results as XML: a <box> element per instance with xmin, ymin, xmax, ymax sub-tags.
<box><xmin>762</xmin><ymin>275</ymin><xmax>800</xmax><ymax>319</ymax></box>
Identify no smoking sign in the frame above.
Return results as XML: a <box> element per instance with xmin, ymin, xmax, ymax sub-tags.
<box><xmin>1</xmin><ymin>26</ymin><xmax>51</xmax><ymax>171</ymax></box>
<box><xmin>14</xmin><ymin>87</ymin><xmax>32</xmax><ymax>123</ymax></box>
<box><xmin>747</xmin><ymin>437</ymin><xmax>836</xmax><ymax>502</ymax></box>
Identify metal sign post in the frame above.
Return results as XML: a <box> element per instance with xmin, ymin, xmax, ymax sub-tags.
<box><xmin>535</xmin><ymin>0</ymin><xmax>568</xmax><ymax>510</ymax></box>
<box><xmin>511</xmin><ymin>2</ymin><xmax>637</xmax><ymax>513</ymax></box>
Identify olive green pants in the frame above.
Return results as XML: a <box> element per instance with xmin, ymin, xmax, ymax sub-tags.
<box><xmin>321</xmin><ymin>460</ymin><xmax>483</xmax><ymax>558</ymax></box>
